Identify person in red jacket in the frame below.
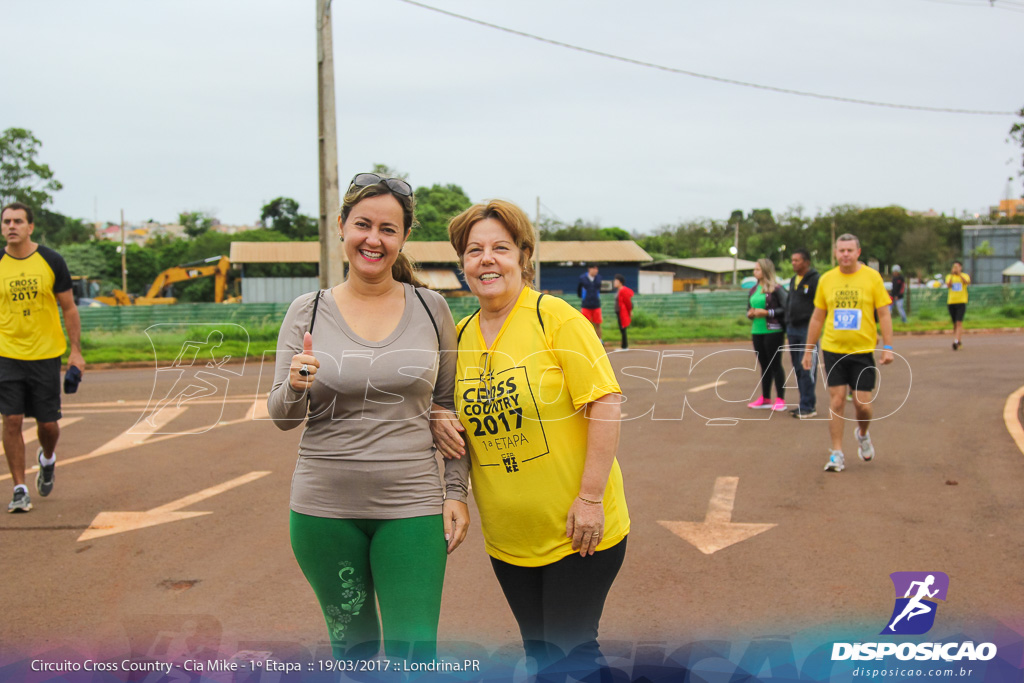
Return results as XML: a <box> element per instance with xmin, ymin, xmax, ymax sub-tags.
<box><xmin>613</xmin><ymin>274</ymin><xmax>634</xmax><ymax>350</ymax></box>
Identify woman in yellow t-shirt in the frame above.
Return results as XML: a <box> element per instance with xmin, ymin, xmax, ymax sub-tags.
<box><xmin>434</xmin><ymin>199</ymin><xmax>628</xmax><ymax>677</ymax></box>
<box><xmin>945</xmin><ymin>260</ymin><xmax>970</xmax><ymax>350</ymax></box>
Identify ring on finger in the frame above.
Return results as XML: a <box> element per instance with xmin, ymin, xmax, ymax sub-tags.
<box><xmin>299</xmin><ymin>363</ymin><xmax>310</xmax><ymax>377</ymax></box>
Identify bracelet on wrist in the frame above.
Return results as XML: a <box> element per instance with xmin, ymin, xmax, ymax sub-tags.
<box><xmin>883</xmin><ymin>345</ymin><xmax>893</xmax><ymax>350</ymax></box>
<box><xmin>577</xmin><ymin>495</ymin><xmax>602</xmax><ymax>505</ymax></box>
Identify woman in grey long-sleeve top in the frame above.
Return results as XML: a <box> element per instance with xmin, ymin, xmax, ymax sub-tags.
<box><xmin>267</xmin><ymin>173</ymin><xmax>469</xmax><ymax>662</ymax></box>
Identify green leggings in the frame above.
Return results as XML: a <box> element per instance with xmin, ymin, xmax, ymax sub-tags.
<box><xmin>289</xmin><ymin>511</ymin><xmax>447</xmax><ymax>661</ymax></box>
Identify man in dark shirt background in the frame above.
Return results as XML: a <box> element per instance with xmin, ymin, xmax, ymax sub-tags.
<box><xmin>891</xmin><ymin>265</ymin><xmax>907</xmax><ymax>324</ymax></box>
<box><xmin>577</xmin><ymin>263</ymin><xmax>603</xmax><ymax>339</ymax></box>
<box><xmin>786</xmin><ymin>249</ymin><xmax>820</xmax><ymax>418</ymax></box>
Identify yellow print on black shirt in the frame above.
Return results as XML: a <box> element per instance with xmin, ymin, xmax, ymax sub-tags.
<box><xmin>4</xmin><ymin>273</ymin><xmax>43</xmax><ymax>317</ymax></box>
<box><xmin>456</xmin><ymin>365</ymin><xmax>550</xmax><ymax>474</ymax></box>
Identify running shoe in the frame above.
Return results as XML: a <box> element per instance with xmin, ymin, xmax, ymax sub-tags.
<box><xmin>856</xmin><ymin>430</ymin><xmax>875</xmax><ymax>462</ymax></box>
<box><xmin>952</xmin><ymin>340</ymin><xmax>958</xmax><ymax>351</ymax></box>
<box><xmin>36</xmin><ymin>448</ymin><xmax>54</xmax><ymax>497</ymax></box>
<box><xmin>796</xmin><ymin>409</ymin><xmax>818</xmax><ymax>419</ymax></box>
<box><xmin>747</xmin><ymin>396</ymin><xmax>770</xmax><ymax>409</ymax></box>
<box><xmin>8</xmin><ymin>489</ymin><xmax>32</xmax><ymax>513</ymax></box>
<box><xmin>824</xmin><ymin>450</ymin><xmax>845</xmax><ymax>472</ymax></box>
<box><xmin>846</xmin><ymin>392</ymin><xmax>853</xmax><ymax>402</ymax></box>
<box><xmin>771</xmin><ymin>397</ymin><xmax>787</xmax><ymax>411</ymax></box>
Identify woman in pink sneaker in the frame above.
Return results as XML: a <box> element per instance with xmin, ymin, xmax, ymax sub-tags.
<box><xmin>746</xmin><ymin>258</ymin><xmax>788</xmax><ymax>412</ymax></box>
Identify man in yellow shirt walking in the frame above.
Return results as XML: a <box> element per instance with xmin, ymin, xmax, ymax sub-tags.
<box><xmin>945</xmin><ymin>260</ymin><xmax>970</xmax><ymax>351</ymax></box>
<box><xmin>1</xmin><ymin>202</ymin><xmax>85</xmax><ymax>513</ymax></box>
<box><xmin>802</xmin><ymin>234</ymin><xmax>894</xmax><ymax>473</ymax></box>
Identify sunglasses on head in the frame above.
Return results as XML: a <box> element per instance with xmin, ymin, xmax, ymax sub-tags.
<box><xmin>349</xmin><ymin>173</ymin><xmax>413</xmax><ymax>197</ymax></box>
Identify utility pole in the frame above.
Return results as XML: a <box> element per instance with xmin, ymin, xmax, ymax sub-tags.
<box><xmin>120</xmin><ymin>208</ymin><xmax>127</xmax><ymax>293</ymax></box>
<box><xmin>317</xmin><ymin>0</ymin><xmax>343</xmax><ymax>288</ymax></box>
<box><xmin>830</xmin><ymin>217</ymin><xmax>836</xmax><ymax>267</ymax></box>
<box><xmin>534</xmin><ymin>196</ymin><xmax>541</xmax><ymax>290</ymax></box>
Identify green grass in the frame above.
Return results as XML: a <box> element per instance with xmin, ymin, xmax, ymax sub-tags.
<box><xmin>600</xmin><ymin>304</ymin><xmax>1024</xmax><ymax>345</ymax></box>
<box><xmin>82</xmin><ymin>322</ymin><xmax>281</xmax><ymax>364</ymax></box>
<box><xmin>71</xmin><ymin>306</ymin><xmax>1023</xmax><ymax>363</ymax></box>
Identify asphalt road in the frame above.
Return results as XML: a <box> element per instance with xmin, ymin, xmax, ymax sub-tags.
<box><xmin>1</xmin><ymin>331</ymin><xmax>1022</xmax><ymax>666</ymax></box>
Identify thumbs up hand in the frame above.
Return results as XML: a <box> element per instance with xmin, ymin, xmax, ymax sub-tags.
<box><xmin>290</xmin><ymin>331</ymin><xmax>320</xmax><ymax>391</ymax></box>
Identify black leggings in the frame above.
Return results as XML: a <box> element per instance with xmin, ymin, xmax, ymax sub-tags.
<box><xmin>752</xmin><ymin>331</ymin><xmax>786</xmax><ymax>400</ymax></box>
<box><xmin>490</xmin><ymin>537</ymin><xmax>627</xmax><ymax>675</ymax></box>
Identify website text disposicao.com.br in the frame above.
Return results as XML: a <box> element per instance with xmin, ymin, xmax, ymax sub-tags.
<box><xmin>851</xmin><ymin>666</ymin><xmax>977</xmax><ymax>678</ymax></box>
<box><xmin>838</xmin><ymin>640</ymin><xmax>997</xmax><ymax>679</ymax></box>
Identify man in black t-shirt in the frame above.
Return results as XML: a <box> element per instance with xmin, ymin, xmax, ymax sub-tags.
<box><xmin>1</xmin><ymin>202</ymin><xmax>84</xmax><ymax>513</ymax></box>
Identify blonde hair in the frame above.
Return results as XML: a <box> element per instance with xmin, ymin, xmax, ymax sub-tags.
<box><xmin>756</xmin><ymin>257</ymin><xmax>778</xmax><ymax>293</ymax></box>
<box><xmin>340</xmin><ymin>179</ymin><xmax>425</xmax><ymax>288</ymax></box>
<box><xmin>447</xmin><ymin>199</ymin><xmax>536</xmax><ymax>285</ymax></box>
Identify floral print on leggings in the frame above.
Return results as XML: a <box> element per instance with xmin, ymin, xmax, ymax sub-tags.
<box><xmin>324</xmin><ymin>561</ymin><xmax>368</xmax><ymax>642</ymax></box>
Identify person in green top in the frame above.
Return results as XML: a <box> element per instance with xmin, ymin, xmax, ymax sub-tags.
<box><xmin>746</xmin><ymin>258</ymin><xmax>788</xmax><ymax>412</ymax></box>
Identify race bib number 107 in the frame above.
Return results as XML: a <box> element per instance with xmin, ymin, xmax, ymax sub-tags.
<box><xmin>833</xmin><ymin>308</ymin><xmax>862</xmax><ymax>331</ymax></box>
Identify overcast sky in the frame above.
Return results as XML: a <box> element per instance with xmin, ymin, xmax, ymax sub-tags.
<box><xmin>4</xmin><ymin>0</ymin><xmax>1023</xmax><ymax>234</ymax></box>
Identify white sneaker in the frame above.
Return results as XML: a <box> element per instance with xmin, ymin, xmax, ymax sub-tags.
<box><xmin>856</xmin><ymin>430</ymin><xmax>875</xmax><ymax>462</ymax></box>
<box><xmin>824</xmin><ymin>450</ymin><xmax>845</xmax><ymax>472</ymax></box>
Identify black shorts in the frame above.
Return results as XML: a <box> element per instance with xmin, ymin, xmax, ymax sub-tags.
<box><xmin>0</xmin><ymin>356</ymin><xmax>63</xmax><ymax>422</ymax></box>
<box><xmin>822</xmin><ymin>351</ymin><xmax>876</xmax><ymax>392</ymax></box>
<box><xmin>948</xmin><ymin>303</ymin><xmax>966</xmax><ymax>323</ymax></box>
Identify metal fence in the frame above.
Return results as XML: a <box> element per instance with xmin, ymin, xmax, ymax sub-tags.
<box><xmin>79</xmin><ymin>303</ymin><xmax>292</xmax><ymax>332</ymax></box>
<box><xmin>78</xmin><ymin>284</ymin><xmax>1024</xmax><ymax>332</ymax></box>
<box><xmin>240</xmin><ymin>277</ymin><xmax>319</xmax><ymax>304</ymax></box>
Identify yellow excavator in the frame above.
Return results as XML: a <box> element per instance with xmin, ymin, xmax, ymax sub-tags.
<box><xmin>135</xmin><ymin>255</ymin><xmax>234</xmax><ymax>305</ymax></box>
<box><xmin>76</xmin><ymin>255</ymin><xmax>238</xmax><ymax>306</ymax></box>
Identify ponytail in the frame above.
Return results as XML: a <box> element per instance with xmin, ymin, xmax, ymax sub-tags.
<box><xmin>392</xmin><ymin>251</ymin><xmax>427</xmax><ymax>288</ymax></box>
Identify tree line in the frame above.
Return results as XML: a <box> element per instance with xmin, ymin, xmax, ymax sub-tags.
<box><xmin>4</xmin><ymin>126</ymin><xmax>1023</xmax><ymax>300</ymax></box>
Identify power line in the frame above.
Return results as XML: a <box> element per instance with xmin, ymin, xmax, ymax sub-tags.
<box><xmin>539</xmin><ymin>201</ymin><xmax>564</xmax><ymax>224</ymax></box>
<box><xmin>394</xmin><ymin>0</ymin><xmax>1017</xmax><ymax>116</ymax></box>
<box><xmin>916</xmin><ymin>0</ymin><xmax>1024</xmax><ymax>14</ymax></box>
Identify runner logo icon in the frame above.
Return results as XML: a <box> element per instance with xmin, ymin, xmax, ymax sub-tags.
<box><xmin>881</xmin><ymin>571</ymin><xmax>949</xmax><ymax>635</ymax></box>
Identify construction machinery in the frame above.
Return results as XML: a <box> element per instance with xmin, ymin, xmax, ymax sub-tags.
<box><xmin>70</xmin><ymin>277</ymin><xmax>128</xmax><ymax>306</ymax></box>
<box><xmin>74</xmin><ymin>255</ymin><xmax>236</xmax><ymax>306</ymax></box>
<box><xmin>136</xmin><ymin>255</ymin><xmax>233</xmax><ymax>305</ymax></box>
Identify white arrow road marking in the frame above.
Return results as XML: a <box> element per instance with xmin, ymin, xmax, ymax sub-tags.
<box><xmin>688</xmin><ymin>380</ymin><xmax>726</xmax><ymax>393</ymax></box>
<box><xmin>0</xmin><ymin>417</ymin><xmax>83</xmax><ymax>459</ymax></box>
<box><xmin>1004</xmin><ymin>385</ymin><xmax>1024</xmax><ymax>457</ymax></box>
<box><xmin>69</xmin><ymin>396</ymin><xmax>268</xmax><ymax>409</ymax></box>
<box><xmin>2</xmin><ymin>408</ymin><xmax>187</xmax><ymax>482</ymax></box>
<box><xmin>7</xmin><ymin>400</ymin><xmax>273</xmax><ymax>481</ymax></box>
<box><xmin>658</xmin><ymin>476</ymin><xmax>776</xmax><ymax>555</ymax></box>
<box><xmin>220</xmin><ymin>398</ymin><xmax>270</xmax><ymax>424</ymax></box>
<box><xmin>78</xmin><ymin>470</ymin><xmax>270</xmax><ymax>541</ymax></box>
<box><xmin>2</xmin><ymin>408</ymin><xmax>186</xmax><ymax>481</ymax></box>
